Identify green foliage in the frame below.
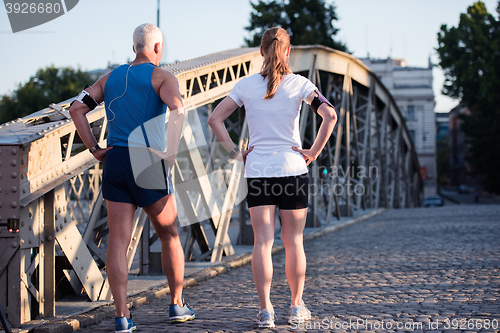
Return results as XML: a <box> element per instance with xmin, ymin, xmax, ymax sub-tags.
<box><xmin>245</xmin><ymin>0</ymin><xmax>348</xmax><ymax>52</ymax></box>
<box><xmin>0</xmin><ymin>66</ymin><xmax>93</xmax><ymax>124</ymax></box>
<box><xmin>436</xmin><ymin>136</ymin><xmax>450</xmax><ymax>185</ymax></box>
<box><xmin>436</xmin><ymin>1</ymin><xmax>500</xmax><ymax>193</ymax></box>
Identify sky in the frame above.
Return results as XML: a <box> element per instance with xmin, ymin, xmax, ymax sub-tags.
<box><xmin>0</xmin><ymin>0</ymin><xmax>498</xmax><ymax>113</ymax></box>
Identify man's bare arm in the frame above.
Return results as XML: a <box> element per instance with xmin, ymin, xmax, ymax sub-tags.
<box><xmin>69</xmin><ymin>74</ymin><xmax>111</xmax><ymax>163</ymax></box>
<box><xmin>151</xmin><ymin>69</ymin><xmax>185</xmax><ymax>168</ymax></box>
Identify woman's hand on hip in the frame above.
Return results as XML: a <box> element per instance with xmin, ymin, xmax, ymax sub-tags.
<box><xmin>292</xmin><ymin>146</ymin><xmax>317</xmax><ymax>166</ymax></box>
<box><xmin>236</xmin><ymin>146</ymin><xmax>254</xmax><ymax>163</ymax></box>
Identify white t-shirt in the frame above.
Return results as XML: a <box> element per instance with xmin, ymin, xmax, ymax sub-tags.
<box><xmin>228</xmin><ymin>73</ymin><xmax>317</xmax><ymax>178</ymax></box>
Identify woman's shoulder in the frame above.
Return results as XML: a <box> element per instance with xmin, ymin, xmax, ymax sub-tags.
<box><xmin>284</xmin><ymin>73</ymin><xmax>309</xmax><ymax>83</ymax></box>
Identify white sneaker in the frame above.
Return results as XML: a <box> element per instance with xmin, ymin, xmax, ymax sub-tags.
<box><xmin>256</xmin><ymin>309</ymin><xmax>275</xmax><ymax>328</ymax></box>
<box><xmin>288</xmin><ymin>301</ymin><xmax>311</xmax><ymax>324</ymax></box>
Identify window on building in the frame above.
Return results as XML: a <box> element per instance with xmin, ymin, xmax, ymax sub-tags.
<box><xmin>409</xmin><ymin>130</ymin><xmax>416</xmax><ymax>144</ymax></box>
<box><xmin>407</xmin><ymin>105</ymin><xmax>415</xmax><ymax>120</ymax></box>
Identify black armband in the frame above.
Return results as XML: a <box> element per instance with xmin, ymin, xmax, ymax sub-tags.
<box><xmin>310</xmin><ymin>89</ymin><xmax>334</xmax><ymax>114</ymax></box>
<box><xmin>72</xmin><ymin>85</ymin><xmax>98</xmax><ymax>110</ymax></box>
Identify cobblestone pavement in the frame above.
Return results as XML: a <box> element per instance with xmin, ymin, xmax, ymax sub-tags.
<box><xmin>78</xmin><ymin>205</ymin><xmax>500</xmax><ymax>332</ymax></box>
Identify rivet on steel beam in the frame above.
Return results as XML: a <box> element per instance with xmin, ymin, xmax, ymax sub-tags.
<box><xmin>11</xmin><ymin>241</ymin><xmax>18</xmax><ymax>248</ymax></box>
<box><xmin>29</xmin><ymin>211</ymin><xmax>32</xmax><ymax>218</ymax></box>
<box><xmin>11</xmin><ymin>148</ymin><xmax>17</xmax><ymax>155</ymax></box>
<box><xmin>64</xmin><ymin>217</ymin><xmax>68</xmax><ymax>223</ymax></box>
<box><xmin>21</xmin><ymin>159</ymin><xmax>24</xmax><ymax>165</ymax></box>
<box><xmin>70</xmin><ymin>245</ymin><xmax>72</xmax><ymax>250</ymax></box>
<box><xmin>21</xmin><ymin>221</ymin><xmax>24</xmax><ymax>227</ymax></box>
<box><xmin>11</xmin><ymin>172</ymin><xmax>17</xmax><ymax>178</ymax></box>
<box><xmin>11</xmin><ymin>160</ymin><xmax>17</xmax><ymax>166</ymax></box>
<box><xmin>23</xmin><ymin>188</ymin><xmax>26</xmax><ymax>194</ymax></box>
<box><xmin>36</xmin><ymin>181</ymin><xmax>39</xmax><ymax>186</ymax></box>
<box><xmin>63</xmin><ymin>206</ymin><xmax>66</xmax><ymax>211</ymax></box>
<box><xmin>28</xmin><ymin>225</ymin><xmax>32</xmax><ymax>230</ymax></box>
<box><xmin>21</xmin><ymin>174</ymin><xmax>24</xmax><ymax>179</ymax></box>
<box><xmin>47</xmin><ymin>236</ymin><xmax>53</xmax><ymax>242</ymax></box>
<box><xmin>58</xmin><ymin>207</ymin><xmax>61</xmax><ymax>213</ymax></box>
<box><xmin>11</xmin><ymin>187</ymin><xmax>17</xmax><ymax>193</ymax></box>
<box><xmin>55</xmin><ymin>215</ymin><xmax>58</xmax><ymax>220</ymax></box>
<box><xmin>11</xmin><ymin>201</ymin><xmax>17</xmax><ymax>208</ymax></box>
<box><xmin>29</xmin><ymin>239</ymin><xmax>32</xmax><ymax>244</ymax></box>
<box><xmin>55</xmin><ymin>226</ymin><xmax>59</xmax><ymax>232</ymax></box>
<box><xmin>57</xmin><ymin>195</ymin><xmax>60</xmax><ymax>201</ymax></box>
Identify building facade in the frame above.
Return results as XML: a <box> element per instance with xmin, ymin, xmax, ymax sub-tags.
<box><xmin>361</xmin><ymin>57</ymin><xmax>437</xmax><ymax>196</ymax></box>
<box><xmin>448</xmin><ymin>104</ymin><xmax>472</xmax><ymax>188</ymax></box>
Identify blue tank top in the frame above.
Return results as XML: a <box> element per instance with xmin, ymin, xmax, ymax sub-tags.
<box><xmin>104</xmin><ymin>63</ymin><xmax>166</xmax><ymax>150</ymax></box>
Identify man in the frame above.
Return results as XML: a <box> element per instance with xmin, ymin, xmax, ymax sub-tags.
<box><xmin>69</xmin><ymin>23</ymin><xmax>194</xmax><ymax>333</ymax></box>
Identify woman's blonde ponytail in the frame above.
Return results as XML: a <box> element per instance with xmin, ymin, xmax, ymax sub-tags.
<box><xmin>260</xmin><ymin>27</ymin><xmax>292</xmax><ymax>99</ymax></box>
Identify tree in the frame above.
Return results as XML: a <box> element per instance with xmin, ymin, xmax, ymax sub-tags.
<box><xmin>0</xmin><ymin>66</ymin><xmax>93</xmax><ymax>124</ymax></box>
<box><xmin>245</xmin><ymin>0</ymin><xmax>348</xmax><ymax>52</ymax></box>
<box><xmin>436</xmin><ymin>1</ymin><xmax>500</xmax><ymax>194</ymax></box>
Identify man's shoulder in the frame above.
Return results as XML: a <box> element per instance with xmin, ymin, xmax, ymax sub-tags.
<box><xmin>153</xmin><ymin>66</ymin><xmax>176</xmax><ymax>80</ymax></box>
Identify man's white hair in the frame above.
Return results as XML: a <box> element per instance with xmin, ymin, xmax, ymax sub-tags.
<box><xmin>133</xmin><ymin>23</ymin><xmax>163</xmax><ymax>53</ymax></box>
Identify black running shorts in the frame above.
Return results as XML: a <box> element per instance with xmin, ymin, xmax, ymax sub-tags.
<box><xmin>246</xmin><ymin>173</ymin><xmax>309</xmax><ymax>210</ymax></box>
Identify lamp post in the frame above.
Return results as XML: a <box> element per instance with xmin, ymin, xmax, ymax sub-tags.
<box><xmin>157</xmin><ymin>0</ymin><xmax>160</xmax><ymax>27</ymax></box>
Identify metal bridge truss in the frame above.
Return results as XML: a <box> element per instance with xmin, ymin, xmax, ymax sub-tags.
<box><xmin>0</xmin><ymin>46</ymin><xmax>422</xmax><ymax>326</ymax></box>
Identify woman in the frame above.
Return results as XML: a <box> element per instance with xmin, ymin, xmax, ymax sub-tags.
<box><xmin>208</xmin><ymin>27</ymin><xmax>337</xmax><ymax>328</ymax></box>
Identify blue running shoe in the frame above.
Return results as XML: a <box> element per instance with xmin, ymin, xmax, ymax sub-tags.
<box><xmin>169</xmin><ymin>299</ymin><xmax>195</xmax><ymax>324</ymax></box>
<box><xmin>115</xmin><ymin>315</ymin><xmax>136</xmax><ymax>333</ymax></box>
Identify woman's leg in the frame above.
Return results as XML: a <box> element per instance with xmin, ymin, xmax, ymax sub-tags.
<box><xmin>249</xmin><ymin>205</ymin><xmax>277</xmax><ymax>311</ymax></box>
<box><xmin>280</xmin><ymin>208</ymin><xmax>308</xmax><ymax>306</ymax></box>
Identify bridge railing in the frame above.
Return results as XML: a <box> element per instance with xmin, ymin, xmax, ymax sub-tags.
<box><xmin>0</xmin><ymin>46</ymin><xmax>422</xmax><ymax>327</ymax></box>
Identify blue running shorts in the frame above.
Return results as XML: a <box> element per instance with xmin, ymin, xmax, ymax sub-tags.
<box><xmin>102</xmin><ymin>146</ymin><xmax>173</xmax><ymax>207</ymax></box>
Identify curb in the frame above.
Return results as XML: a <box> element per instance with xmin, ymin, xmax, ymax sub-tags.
<box><xmin>438</xmin><ymin>190</ymin><xmax>461</xmax><ymax>205</ymax></box>
<box><xmin>28</xmin><ymin>208</ymin><xmax>384</xmax><ymax>333</ymax></box>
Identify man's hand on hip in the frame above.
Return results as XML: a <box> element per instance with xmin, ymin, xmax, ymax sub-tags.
<box><xmin>93</xmin><ymin>146</ymin><xmax>113</xmax><ymax>163</ymax></box>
